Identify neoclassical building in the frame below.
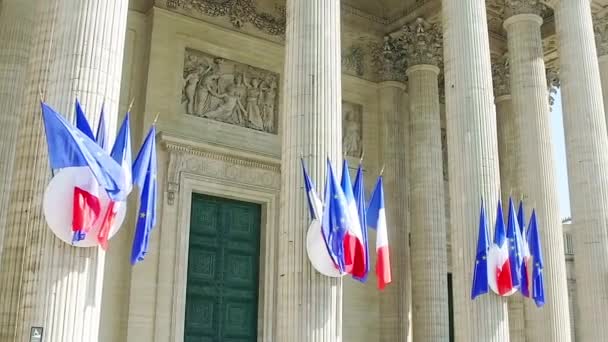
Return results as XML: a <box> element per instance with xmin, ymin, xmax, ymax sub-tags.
<box><xmin>0</xmin><ymin>0</ymin><xmax>607</xmax><ymax>341</ymax></box>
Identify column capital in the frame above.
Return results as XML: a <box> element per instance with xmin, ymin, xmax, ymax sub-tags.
<box><xmin>546</xmin><ymin>66</ymin><xmax>560</xmax><ymax>107</ymax></box>
<box><xmin>371</xmin><ymin>35</ymin><xmax>407</xmax><ymax>82</ymax></box>
<box><xmin>504</xmin><ymin>0</ymin><xmax>549</xmax><ymax>18</ymax></box>
<box><xmin>378</xmin><ymin>80</ymin><xmax>407</xmax><ymax>90</ymax></box>
<box><xmin>594</xmin><ymin>14</ymin><xmax>608</xmax><ymax>57</ymax></box>
<box><xmin>391</xmin><ymin>17</ymin><xmax>443</xmax><ymax>68</ymax></box>
<box><xmin>492</xmin><ymin>53</ymin><xmax>511</xmax><ymax>98</ymax></box>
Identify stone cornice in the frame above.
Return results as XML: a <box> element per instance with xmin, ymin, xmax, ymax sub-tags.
<box><xmin>390</xmin><ymin>17</ymin><xmax>443</xmax><ymax>67</ymax></box>
<box><xmin>594</xmin><ymin>13</ymin><xmax>608</xmax><ymax>56</ymax></box>
<box><xmin>492</xmin><ymin>53</ymin><xmax>511</xmax><ymax>97</ymax></box>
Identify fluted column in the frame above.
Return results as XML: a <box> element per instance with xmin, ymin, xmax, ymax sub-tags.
<box><xmin>393</xmin><ymin>17</ymin><xmax>449</xmax><ymax>341</ymax></box>
<box><xmin>0</xmin><ymin>0</ymin><xmax>34</xmax><ymax>259</ymax></box>
<box><xmin>593</xmin><ymin>14</ymin><xmax>608</xmax><ymax>129</ymax></box>
<box><xmin>276</xmin><ymin>1</ymin><xmax>343</xmax><ymax>341</ymax></box>
<box><xmin>550</xmin><ymin>1</ymin><xmax>608</xmax><ymax>340</ymax></box>
<box><xmin>492</xmin><ymin>54</ymin><xmax>526</xmax><ymax>342</ymax></box>
<box><xmin>441</xmin><ymin>1</ymin><xmax>510</xmax><ymax>341</ymax></box>
<box><xmin>504</xmin><ymin>5</ymin><xmax>572</xmax><ymax>341</ymax></box>
<box><xmin>0</xmin><ymin>1</ymin><xmax>128</xmax><ymax>341</ymax></box>
<box><xmin>377</xmin><ymin>81</ymin><xmax>412</xmax><ymax>342</ymax></box>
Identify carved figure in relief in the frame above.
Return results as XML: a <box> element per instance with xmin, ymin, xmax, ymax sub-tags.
<box><xmin>261</xmin><ymin>77</ymin><xmax>277</xmax><ymax>132</ymax></box>
<box><xmin>205</xmin><ymin>84</ymin><xmax>246</xmax><ymax>123</ymax></box>
<box><xmin>343</xmin><ymin>109</ymin><xmax>361</xmax><ymax>157</ymax></box>
<box><xmin>182</xmin><ymin>48</ymin><xmax>279</xmax><ymax>133</ymax></box>
<box><xmin>246</xmin><ymin>78</ymin><xmax>264</xmax><ymax>130</ymax></box>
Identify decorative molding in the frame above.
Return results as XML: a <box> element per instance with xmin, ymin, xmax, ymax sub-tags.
<box><xmin>165</xmin><ymin>0</ymin><xmax>286</xmax><ymax>36</ymax></box>
<box><xmin>391</xmin><ymin>17</ymin><xmax>443</xmax><ymax>67</ymax></box>
<box><xmin>504</xmin><ymin>0</ymin><xmax>549</xmax><ymax>17</ymax></box>
<box><xmin>342</xmin><ymin>45</ymin><xmax>366</xmax><ymax>77</ymax></box>
<box><xmin>492</xmin><ymin>53</ymin><xmax>511</xmax><ymax>97</ymax></box>
<box><xmin>370</xmin><ymin>36</ymin><xmax>407</xmax><ymax>82</ymax></box>
<box><xmin>342</xmin><ymin>101</ymin><xmax>363</xmax><ymax>158</ymax></box>
<box><xmin>182</xmin><ymin>48</ymin><xmax>279</xmax><ymax>134</ymax></box>
<box><xmin>594</xmin><ymin>14</ymin><xmax>608</xmax><ymax>56</ymax></box>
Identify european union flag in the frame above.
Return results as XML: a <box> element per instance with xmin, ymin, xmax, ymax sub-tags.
<box><xmin>321</xmin><ymin>159</ymin><xmax>350</xmax><ymax>273</ymax></box>
<box><xmin>41</xmin><ymin>102</ymin><xmax>128</xmax><ymax>201</ymax></box>
<box><xmin>527</xmin><ymin>210</ymin><xmax>545</xmax><ymax>307</ymax></box>
<box><xmin>471</xmin><ymin>199</ymin><xmax>490</xmax><ymax>299</ymax></box>
<box><xmin>130</xmin><ymin>125</ymin><xmax>157</xmax><ymax>265</ymax></box>
<box><xmin>352</xmin><ymin>162</ymin><xmax>369</xmax><ymax>282</ymax></box>
<box><xmin>75</xmin><ymin>99</ymin><xmax>95</xmax><ymax>140</ymax></box>
<box><xmin>506</xmin><ymin>197</ymin><xmax>524</xmax><ymax>288</ymax></box>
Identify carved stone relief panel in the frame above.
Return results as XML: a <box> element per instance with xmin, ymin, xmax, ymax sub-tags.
<box><xmin>182</xmin><ymin>48</ymin><xmax>279</xmax><ymax>134</ymax></box>
<box><xmin>342</xmin><ymin>101</ymin><xmax>363</xmax><ymax>158</ymax></box>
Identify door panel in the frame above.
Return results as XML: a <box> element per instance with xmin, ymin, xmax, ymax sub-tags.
<box><xmin>185</xmin><ymin>193</ymin><xmax>261</xmax><ymax>342</ymax></box>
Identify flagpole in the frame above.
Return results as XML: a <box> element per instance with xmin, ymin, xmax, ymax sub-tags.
<box><xmin>127</xmin><ymin>98</ymin><xmax>135</xmax><ymax>113</ymax></box>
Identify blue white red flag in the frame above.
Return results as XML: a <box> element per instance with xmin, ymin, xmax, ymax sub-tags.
<box><xmin>518</xmin><ymin>200</ymin><xmax>531</xmax><ymax>298</ymax></box>
<box><xmin>340</xmin><ymin>159</ymin><xmax>366</xmax><ymax>279</ymax></box>
<box><xmin>96</xmin><ymin>103</ymin><xmax>109</xmax><ymax>152</ymax></box>
<box><xmin>488</xmin><ymin>200</ymin><xmax>514</xmax><ymax>296</ymax></box>
<box><xmin>506</xmin><ymin>197</ymin><xmax>524</xmax><ymax>289</ymax></box>
<box><xmin>352</xmin><ymin>162</ymin><xmax>369</xmax><ymax>282</ymax></box>
<box><xmin>367</xmin><ymin>175</ymin><xmax>391</xmax><ymax>290</ymax></box>
<box><xmin>75</xmin><ymin>99</ymin><xmax>95</xmax><ymax>140</ymax></box>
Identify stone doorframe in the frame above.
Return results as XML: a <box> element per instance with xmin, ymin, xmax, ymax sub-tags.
<box><xmin>157</xmin><ymin>133</ymin><xmax>280</xmax><ymax>342</ymax></box>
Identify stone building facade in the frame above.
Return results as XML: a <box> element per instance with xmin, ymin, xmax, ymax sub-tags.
<box><xmin>0</xmin><ymin>0</ymin><xmax>607</xmax><ymax>341</ymax></box>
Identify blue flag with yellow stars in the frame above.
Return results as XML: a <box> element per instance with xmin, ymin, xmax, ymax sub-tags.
<box><xmin>471</xmin><ymin>199</ymin><xmax>490</xmax><ymax>299</ymax></box>
<box><xmin>130</xmin><ymin>124</ymin><xmax>157</xmax><ymax>265</ymax></box>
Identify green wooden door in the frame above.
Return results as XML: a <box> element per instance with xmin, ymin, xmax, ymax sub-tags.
<box><xmin>184</xmin><ymin>193</ymin><xmax>261</xmax><ymax>342</ymax></box>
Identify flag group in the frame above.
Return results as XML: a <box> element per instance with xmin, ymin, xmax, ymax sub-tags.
<box><xmin>40</xmin><ymin>100</ymin><xmax>158</xmax><ymax>265</ymax></box>
<box><xmin>472</xmin><ymin>197</ymin><xmax>545</xmax><ymax>306</ymax></box>
<box><xmin>301</xmin><ymin>158</ymin><xmax>391</xmax><ymax>290</ymax></box>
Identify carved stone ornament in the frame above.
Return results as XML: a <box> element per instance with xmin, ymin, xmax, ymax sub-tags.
<box><xmin>594</xmin><ymin>14</ymin><xmax>608</xmax><ymax>57</ymax></box>
<box><xmin>182</xmin><ymin>48</ymin><xmax>279</xmax><ymax>134</ymax></box>
<box><xmin>504</xmin><ymin>0</ymin><xmax>549</xmax><ymax>17</ymax></box>
<box><xmin>546</xmin><ymin>66</ymin><xmax>560</xmax><ymax>108</ymax></box>
<box><xmin>342</xmin><ymin>45</ymin><xmax>365</xmax><ymax>77</ymax></box>
<box><xmin>370</xmin><ymin>36</ymin><xmax>407</xmax><ymax>82</ymax></box>
<box><xmin>342</xmin><ymin>101</ymin><xmax>363</xmax><ymax>158</ymax></box>
<box><xmin>391</xmin><ymin>17</ymin><xmax>443</xmax><ymax>67</ymax></box>
<box><xmin>492</xmin><ymin>53</ymin><xmax>511</xmax><ymax>97</ymax></box>
<box><xmin>166</xmin><ymin>0</ymin><xmax>286</xmax><ymax>36</ymax></box>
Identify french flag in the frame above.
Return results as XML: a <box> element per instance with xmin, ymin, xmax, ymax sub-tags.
<box><xmin>97</xmin><ymin>112</ymin><xmax>132</xmax><ymax>249</ymax></box>
<box><xmin>340</xmin><ymin>159</ymin><xmax>367</xmax><ymax>278</ymax></box>
<box><xmin>518</xmin><ymin>200</ymin><xmax>531</xmax><ymax>297</ymax></box>
<box><xmin>488</xmin><ymin>200</ymin><xmax>514</xmax><ymax>296</ymax></box>
<box><xmin>367</xmin><ymin>175</ymin><xmax>391</xmax><ymax>290</ymax></box>
<box><xmin>506</xmin><ymin>197</ymin><xmax>524</xmax><ymax>290</ymax></box>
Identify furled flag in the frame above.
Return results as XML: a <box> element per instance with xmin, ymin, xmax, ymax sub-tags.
<box><xmin>301</xmin><ymin>159</ymin><xmax>323</xmax><ymax>220</ymax></box>
<box><xmin>518</xmin><ymin>200</ymin><xmax>531</xmax><ymax>298</ymax></box>
<box><xmin>340</xmin><ymin>159</ymin><xmax>367</xmax><ymax>278</ymax></box>
<box><xmin>75</xmin><ymin>99</ymin><xmax>96</xmax><ymax>140</ymax></box>
<box><xmin>527</xmin><ymin>210</ymin><xmax>545</xmax><ymax>307</ymax></box>
<box><xmin>97</xmin><ymin>113</ymin><xmax>133</xmax><ymax>250</ymax></box>
<box><xmin>506</xmin><ymin>197</ymin><xmax>524</xmax><ymax>290</ymax></box>
<box><xmin>367</xmin><ymin>175</ymin><xmax>391</xmax><ymax>290</ymax></box>
<box><xmin>41</xmin><ymin>102</ymin><xmax>128</xmax><ymax>201</ymax></box>
<box><xmin>488</xmin><ymin>200</ymin><xmax>514</xmax><ymax>296</ymax></box>
<box><xmin>321</xmin><ymin>159</ymin><xmax>351</xmax><ymax>273</ymax></box>
<box><xmin>353</xmin><ymin>162</ymin><xmax>369</xmax><ymax>282</ymax></box>
<box><xmin>130</xmin><ymin>124</ymin><xmax>157</xmax><ymax>264</ymax></box>
<box><xmin>96</xmin><ymin>103</ymin><xmax>109</xmax><ymax>152</ymax></box>
<box><xmin>471</xmin><ymin>199</ymin><xmax>490</xmax><ymax>299</ymax></box>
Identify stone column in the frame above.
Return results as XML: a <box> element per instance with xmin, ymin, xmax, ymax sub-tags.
<box><xmin>276</xmin><ymin>0</ymin><xmax>343</xmax><ymax>341</ymax></box>
<box><xmin>395</xmin><ymin>18</ymin><xmax>449</xmax><ymax>341</ymax></box>
<box><xmin>0</xmin><ymin>1</ymin><xmax>128</xmax><ymax>341</ymax></box>
<box><xmin>492</xmin><ymin>54</ymin><xmax>526</xmax><ymax>342</ymax></box>
<box><xmin>550</xmin><ymin>1</ymin><xmax>608</xmax><ymax>340</ymax></box>
<box><xmin>441</xmin><ymin>0</ymin><xmax>510</xmax><ymax>341</ymax></box>
<box><xmin>0</xmin><ymin>0</ymin><xmax>34</xmax><ymax>259</ymax></box>
<box><xmin>504</xmin><ymin>4</ymin><xmax>572</xmax><ymax>341</ymax></box>
<box><xmin>377</xmin><ymin>80</ymin><xmax>412</xmax><ymax>342</ymax></box>
<box><xmin>593</xmin><ymin>14</ymin><xmax>608</xmax><ymax>128</ymax></box>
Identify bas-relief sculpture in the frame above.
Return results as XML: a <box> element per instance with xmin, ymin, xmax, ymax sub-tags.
<box><xmin>342</xmin><ymin>101</ymin><xmax>363</xmax><ymax>158</ymax></box>
<box><xmin>182</xmin><ymin>48</ymin><xmax>279</xmax><ymax>134</ymax></box>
